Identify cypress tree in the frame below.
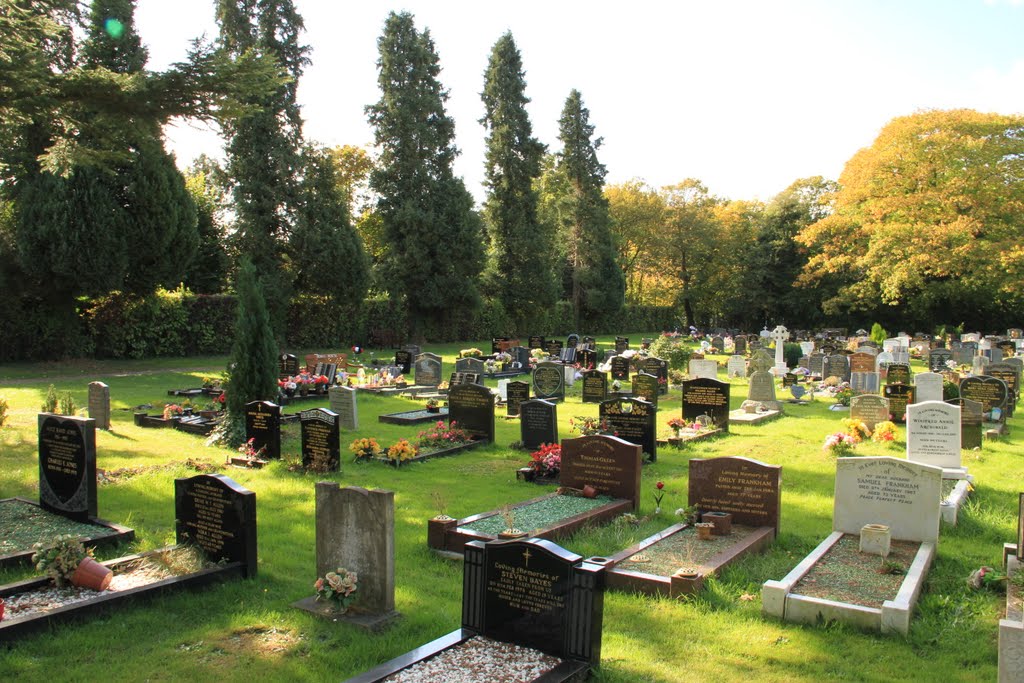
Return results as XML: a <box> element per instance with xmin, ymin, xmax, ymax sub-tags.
<box><xmin>480</xmin><ymin>32</ymin><xmax>554</xmax><ymax>329</ymax></box>
<box><xmin>367</xmin><ymin>11</ymin><xmax>484</xmax><ymax>340</ymax></box>
<box><xmin>224</xmin><ymin>258</ymin><xmax>279</xmax><ymax>445</ymax></box>
<box><xmin>216</xmin><ymin>0</ymin><xmax>309</xmax><ymax>337</ymax></box>
<box><xmin>555</xmin><ymin>89</ymin><xmax>624</xmax><ymax>324</ymax></box>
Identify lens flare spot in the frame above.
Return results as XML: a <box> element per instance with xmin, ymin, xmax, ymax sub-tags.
<box><xmin>104</xmin><ymin>18</ymin><xmax>125</xmax><ymax>39</ymax></box>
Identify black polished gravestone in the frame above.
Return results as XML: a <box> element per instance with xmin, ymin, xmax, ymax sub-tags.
<box><xmin>639</xmin><ymin>357</ymin><xmax>669</xmax><ymax>395</ymax></box>
<box><xmin>394</xmin><ymin>350</ymin><xmax>412</xmax><ymax>375</ymax></box>
<box><xmin>300</xmin><ymin>408</ymin><xmax>340</xmax><ymax>471</ymax></box>
<box><xmin>462</xmin><ymin>538</ymin><xmax>605</xmax><ymax>671</ymax></box>
<box><xmin>988</xmin><ymin>363</ymin><xmax>1020</xmax><ymax>417</ymax></box>
<box><xmin>528</xmin><ymin>335</ymin><xmax>546</xmax><ymax>350</ymax></box>
<box><xmin>506</xmin><ymin>380</ymin><xmax>530</xmax><ymax>417</ymax></box>
<box><xmin>929</xmin><ymin>348</ymin><xmax>953</xmax><ymax>373</ymax></box>
<box><xmin>447</xmin><ymin>383</ymin><xmax>495</xmax><ymax>443</ymax></box>
<box><xmin>610</xmin><ymin>356</ymin><xmax>630</xmax><ymax>381</ymax></box>
<box><xmin>733</xmin><ymin>335</ymin><xmax>747</xmax><ymax>356</ymax></box>
<box><xmin>682</xmin><ymin>378</ymin><xmax>731</xmax><ymax>433</ymax></box>
<box><xmin>599</xmin><ymin>397</ymin><xmax>657</xmax><ymax>462</ymax></box>
<box><xmin>566</xmin><ymin>333</ymin><xmax>580</xmax><ymax>349</ymax></box>
<box><xmin>245</xmin><ymin>400</ymin><xmax>281</xmax><ymax>459</ymax></box>
<box><xmin>615</xmin><ymin>336</ymin><xmax>630</xmax><ymax>354</ymax></box>
<box><xmin>631</xmin><ymin>372</ymin><xmax>659</xmax><ymax>406</ymax></box>
<box><xmin>533</xmin><ymin>361</ymin><xmax>566</xmax><ymax>402</ymax></box>
<box><xmin>577</xmin><ymin>348</ymin><xmax>597</xmax><ymax>370</ymax></box>
<box><xmin>278</xmin><ymin>353</ymin><xmax>299</xmax><ymax>379</ymax></box>
<box><xmin>38</xmin><ymin>414</ymin><xmax>97</xmax><ymax>522</ymax></box>
<box><xmin>546</xmin><ymin>339</ymin><xmax>564</xmax><ymax>357</ymax></box>
<box><xmin>581</xmin><ymin>370</ymin><xmax>608</xmax><ymax>404</ymax></box>
<box><xmin>175</xmin><ymin>473</ymin><xmax>257</xmax><ymax>578</ymax></box>
<box><xmin>886</xmin><ymin>363</ymin><xmax>912</xmax><ymax>385</ymax></box>
<box><xmin>519</xmin><ymin>399</ymin><xmax>558</xmax><ymax>450</ymax></box>
<box><xmin>948</xmin><ymin>397</ymin><xmax>983</xmax><ymax>450</ymax></box>
<box><xmin>882</xmin><ymin>383</ymin><xmax>916</xmax><ymax>424</ymax></box>
<box><xmin>960</xmin><ymin>375</ymin><xmax>1009</xmax><ymax>422</ymax></box>
<box><xmin>491</xmin><ymin>337</ymin><xmax>511</xmax><ymax>354</ymax></box>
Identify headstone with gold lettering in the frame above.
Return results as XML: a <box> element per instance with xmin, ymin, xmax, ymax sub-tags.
<box><xmin>682</xmin><ymin>377</ymin><xmax>731</xmax><ymax>432</ymax></box>
<box><xmin>38</xmin><ymin>414</ymin><xmax>97</xmax><ymax>522</ymax></box>
<box><xmin>447</xmin><ymin>383</ymin><xmax>495</xmax><ymax>443</ymax></box>
<box><xmin>560</xmin><ymin>434</ymin><xmax>642</xmax><ymax>508</ymax></box>
<box><xmin>599</xmin><ymin>397</ymin><xmax>657</xmax><ymax>462</ymax></box>
<box><xmin>300</xmin><ymin>408</ymin><xmax>340</xmax><ymax>471</ymax></box>
<box><xmin>245</xmin><ymin>400</ymin><xmax>281</xmax><ymax>459</ymax></box>
<box><xmin>174</xmin><ymin>473</ymin><xmax>257</xmax><ymax>577</ymax></box>
<box><xmin>688</xmin><ymin>456</ymin><xmax>781</xmax><ymax>535</ymax></box>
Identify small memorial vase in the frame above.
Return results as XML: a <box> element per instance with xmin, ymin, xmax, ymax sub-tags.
<box><xmin>859</xmin><ymin>523</ymin><xmax>891</xmax><ymax>557</ymax></box>
<box><xmin>582</xmin><ymin>484</ymin><xmax>598</xmax><ymax>499</ymax></box>
<box><xmin>695</xmin><ymin>522</ymin><xmax>715</xmax><ymax>540</ymax></box>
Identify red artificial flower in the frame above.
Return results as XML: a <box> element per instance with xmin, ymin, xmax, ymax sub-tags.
<box><xmin>656</xmin><ymin>481</ymin><xmax>664</xmax><ymax>490</ymax></box>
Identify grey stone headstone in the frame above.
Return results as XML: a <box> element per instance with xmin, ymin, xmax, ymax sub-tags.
<box><xmin>328</xmin><ymin>385</ymin><xmax>359</xmax><ymax>430</ymax></box>
<box><xmin>727</xmin><ymin>355</ymin><xmax>746</xmax><ymax>379</ymax></box>
<box><xmin>913</xmin><ymin>372</ymin><xmax>944</xmax><ymax>403</ymax></box>
<box><xmin>747</xmin><ymin>370</ymin><xmax>777</xmax><ymax>406</ymax></box>
<box><xmin>850</xmin><ymin>394</ymin><xmax>890</xmax><ymax>431</ymax></box>
<box><xmin>315</xmin><ymin>483</ymin><xmax>396</xmax><ymax>616</ymax></box>
<box><xmin>850</xmin><ymin>371</ymin><xmax>880</xmax><ymax>395</ymax></box>
<box><xmin>87</xmin><ymin>381</ymin><xmax>110</xmax><ymax>430</ymax></box>
<box><xmin>414</xmin><ymin>353</ymin><xmax>442</xmax><ymax>387</ymax></box>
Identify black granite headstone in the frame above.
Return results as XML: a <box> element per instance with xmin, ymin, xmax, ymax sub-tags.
<box><xmin>300</xmin><ymin>408</ymin><xmax>340</xmax><ymax>471</ymax></box>
<box><xmin>682</xmin><ymin>378</ymin><xmax>731</xmax><ymax>433</ymax></box>
<box><xmin>610</xmin><ymin>356</ymin><xmax>630</xmax><ymax>381</ymax></box>
<box><xmin>38</xmin><ymin>414</ymin><xmax>97</xmax><ymax>522</ymax></box>
<box><xmin>175</xmin><ymin>473</ymin><xmax>257</xmax><ymax>578</ymax></box>
<box><xmin>448</xmin><ymin>383</ymin><xmax>495</xmax><ymax>443</ymax></box>
<box><xmin>566</xmin><ymin>333</ymin><xmax>580</xmax><ymax>349</ymax></box>
<box><xmin>638</xmin><ymin>357</ymin><xmax>669</xmax><ymax>394</ymax></box>
<box><xmin>245</xmin><ymin>400</ymin><xmax>281</xmax><ymax>459</ymax></box>
<box><xmin>533</xmin><ymin>362</ymin><xmax>565</xmax><ymax>401</ymax></box>
<box><xmin>960</xmin><ymin>375</ymin><xmax>1008</xmax><ymax>421</ymax></box>
<box><xmin>581</xmin><ymin>370</ymin><xmax>608</xmax><ymax>404</ymax></box>
<box><xmin>528</xmin><ymin>335</ymin><xmax>546</xmax><ymax>350</ymax></box>
<box><xmin>519</xmin><ymin>399</ymin><xmax>558</xmax><ymax>450</ymax></box>
<box><xmin>599</xmin><ymin>397</ymin><xmax>657</xmax><ymax>462</ymax></box>
<box><xmin>546</xmin><ymin>340</ymin><xmax>564</xmax><ymax>357</ymax></box>
<box><xmin>882</xmin><ymin>383</ymin><xmax>915</xmax><ymax>424</ymax></box>
<box><xmin>506</xmin><ymin>380</ymin><xmax>530</xmax><ymax>417</ymax></box>
<box><xmin>929</xmin><ymin>349</ymin><xmax>953</xmax><ymax>373</ymax></box>
<box><xmin>631</xmin><ymin>372</ymin><xmax>659</xmax><ymax>406</ymax></box>
<box><xmin>395</xmin><ymin>350</ymin><xmax>412</xmax><ymax>375</ymax></box>
<box><xmin>278</xmin><ymin>353</ymin><xmax>299</xmax><ymax>379</ymax></box>
<box><xmin>577</xmin><ymin>348</ymin><xmax>597</xmax><ymax>370</ymax></box>
<box><xmin>614</xmin><ymin>337</ymin><xmax>629</xmax><ymax>354</ymax></box>
<box><xmin>886</xmin><ymin>364</ymin><xmax>912</xmax><ymax>385</ymax></box>
<box><xmin>491</xmin><ymin>337</ymin><xmax>510</xmax><ymax>354</ymax></box>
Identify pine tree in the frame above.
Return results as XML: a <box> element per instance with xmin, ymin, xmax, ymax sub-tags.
<box><xmin>480</xmin><ymin>32</ymin><xmax>554</xmax><ymax>329</ymax></box>
<box><xmin>216</xmin><ymin>0</ymin><xmax>309</xmax><ymax>337</ymax></box>
<box><xmin>555</xmin><ymin>90</ymin><xmax>624</xmax><ymax>325</ymax></box>
<box><xmin>291</xmin><ymin>145</ymin><xmax>369</xmax><ymax>304</ymax></box>
<box><xmin>367</xmin><ymin>11</ymin><xmax>484</xmax><ymax>340</ymax></box>
<box><xmin>224</xmin><ymin>258</ymin><xmax>279</xmax><ymax>445</ymax></box>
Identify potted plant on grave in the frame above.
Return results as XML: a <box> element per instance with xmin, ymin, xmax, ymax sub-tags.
<box><xmin>314</xmin><ymin>373</ymin><xmax>330</xmax><ymax>394</ymax></box>
<box><xmin>32</xmin><ymin>535</ymin><xmax>112</xmax><ymax>590</ymax></box>
<box><xmin>523</xmin><ymin>443</ymin><xmax>561</xmax><ymax>482</ymax></box>
<box><xmin>278</xmin><ymin>378</ymin><xmax>297</xmax><ymax>397</ymax></box>
<box><xmin>497</xmin><ymin>506</ymin><xmax>527</xmax><ymax>539</ymax></box>
<box><xmin>666</xmin><ymin>417</ymin><xmax>687</xmax><ymax>438</ymax></box>
<box><xmin>314</xmin><ymin>567</ymin><xmax>358</xmax><ymax>614</ymax></box>
<box><xmin>162</xmin><ymin>403</ymin><xmax>184</xmax><ymax>420</ymax></box>
<box><xmin>231</xmin><ymin>438</ymin><xmax>268</xmax><ymax>468</ymax></box>
<box><xmin>425</xmin><ymin>398</ymin><xmax>440</xmax><ymax>413</ymax></box>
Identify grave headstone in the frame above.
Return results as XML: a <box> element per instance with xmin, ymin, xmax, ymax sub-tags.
<box><xmin>955</xmin><ymin>342</ymin><xmax>978</xmax><ymax>366</ymax></box>
<box><xmin>314</xmin><ymin>483</ymin><xmax>396</xmax><ymax>619</ymax></box>
<box><xmin>463</xmin><ymin>538</ymin><xmax>604</xmax><ymax>669</ymax></box>
<box><xmin>174</xmin><ymin>473</ymin><xmax>257</xmax><ymax>577</ymax></box>
<box><xmin>998</xmin><ymin>340</ymin><xmax>1017</xmax><ymax>358</ymax></box>
<box><xmin>566</xmin><ymin>333</ymin><xmax>580</xmax><ymax>349</ymax></box>
<box><xmin>38</xmin><ymin>414</ymin><xmax>97</xmax><ymax>522</ymax></box>
<box><xmin>833</xmin><ymin>457</ymin><xmax>941</xmax><ymax>542</ymax></box>
<box><xmin>855</xmin><ymin>346</ymin><xmax>879</xmax><ymax>357</ymax></box>
<box><xmin>799</xmin><ymin>341</ymin><xmax>815</xmax><ymax>357</ymax></box>
<box><xmin>87</xmin><ymin>382</ymin><xmax>110</xmax><ymax>430</ymax></box>
<box><xmin>455</xmin><ymin>357</ymin><xmax>486</xmax><ymax>376</ymax></box>
<box><xmin>610</xmin><ymin>356</ymin><xmax>630</xmax><ymax>381</ymax></box>
<box><xmin>414</xmin><ymin>353</ymin><xmax>442</xmax><ymax>387</ymax></box>
<box><xmin>849</xmin><ymin>352</ymin><xmax>876</xmax><ymax>374</ymax></box>
<box><xmin>947</xmin><ymin>398</ymin><xmax>984</xmax><ymax>450</ymax></box>
<box><xmin>886</xmin><ymin>363</ymin><xmax>912</xmax><ymax>386</ymax></box>
<box><xmin>506</xmin><ymin>380</ymin><xmax>530</xmax><ymax>417</ymax></box>
<box><xmin>987</xmin><ymin>363</ymin><xmax>1019</xmax><ymax>417</ymax></box>
<box><xmin>808</xmin><ymin>352</ymin><xmax>825</xmax><ymax>377</ymax></box>
<box><xmin>578</xmin><ymin>348</ymin><xmax>597</xmax><ymax>370</ymax></box>
<box><xmin>559</xmin><ymin>347</ymin><xmax>578</xmax><ymax>364</ymax></box>
<box><xmin>682</xmin><ymin>378</ymin><xmax>731</xmax><ymax>432</ymax></box>
<box><xmin>850</xmin><ymin>394</ymin><xmax>890</xmax><ymax>431</ymax></box>
<box><xmin>614</xmin><ymin>336</ymin><xmax>630</xmax><ymax>354</ymax></box>
<box><xmin>447</xmin><ymin>383</ymin><xmax>495</xmax><ymax>443</ymax></box>
<box><xmin>394</xmin><ymin>350</ymin><xmax>412</xmax><ymax>375</ymax></box>
<box><xmin>279</xmin><ymin>353</ymin><xmax>299</xmax><ymax>379</ymax></box>
<box><xmin>547</xmin><ymin>339</ymin><xmax>564</xmax><ymax>357</ymax></box>
<box><xmin>711</xmin><ymin>336</ymin><xmax>725</xmax><ymax>351</ymax></box>
<box><xmin>823</xmin><ymin>354</ymin><xmax>851</xmax><ymax>382</ymax></box>
<box><xmin>328</xmin><ymin>385</ymin><xmax>359</xmax><ymax>431</ymax></box>
<box><xmin>689</xmin><ymin>358</ymin><xmax>719</xmax><ymax>380</ymax></box>
<box><xmin>913</xmin><ymin>372</ymin><xmax>944</xmax><ymax>403</ymax></box>
<box><xmin>905</xmin><ymin>401</ymin><xmax>961</xmax><ymax>471</ymax></box>
<box><xmin>875</xmin><ymin>350</ymin><xmax>894</xmax><ymax>375</ymax></box>
<box><xmin>528</xmin><ymin>335</ymin><xmax>546</xmax><ymax>350</ymax></box>
<box><xmin>960</xmin><ymin>375</ymin><xmax>1008</xmax><ymax>421</ymax></box>
<box><xmin>638</xmin><ymin>357</ymin><xmax>669</xmax><ymax>394</ymax></box>
<box><xmin>747</xmin><ymin>370</ymin><xmax>779</xmax><ymax>409</ymax></box>
<box><xmin>563</xmin><ymin>364</ymin><xmax>577</xmax><ymax>388</ymax></box>
<box><xmin>581</xmin><ymin>370</ymin><xmax>608</xmax><ymax>404</ymax></box>
<box><xmin>301</xmin><ymin>408</ymin><xmax>340</xmax><ymax>471</ymax></box>
<box><xmin>533</xmin><ymin>361</ymin><xmax>566</xmax><ymax>401</ymax></box>
<box><xmin>519</xmin><ymin>399</ymin><xmax>559</xmax><ymax>450</ymax></box>
<box><xmin>882</xmin><ymin>384</ymin><xmax>915</xmax><ymax>424</ymax></box>
<box><xmin>491</xmin><ymin>337</ymin><xmax>511</xmax><ymax>354</ymax></box>
<box><xmin>689</xmin><ymin>457</ymin><xmax>782</xmax><ymax>534</ymax></box>
<box><xmin>560</xmin><ymin>434</ymin><xmax>643</xmax><ymax>508</ymax></box>
<box><xmin>511</xmin><ymin>346</ymin><xmax>532</xmax><ymax>370</ymax></box>
<box><xmin>850</xmin><ymin>371</ymin><xmax>880</xmax><ymax>395</ymax></box>
<box><xmin>631</xmin><ymin>372</ymin><xmax>659</xmax><ymax>405</ymax></box>
<box><xmin>599</xmin><ymin>398</ymin><xmax>657</xmax><ymax>462</ymax></box>
<box><xmin>245</xmin><ymin>400</ymin><xmax>281</xmax><ymax>459</ymax></box>
<box><xmin>727</xmin><ymin>355</ymin><xmax>746</xmax><ymax>379</ymax></box>
<box><xmin>782</xmin><ymin>373</ymin><xmax>799</xmax><ymax>388</ymax></box>
<box><xmin>883</xmin><ymin>338</ymin><xmax>904</xmax><ymax>355</ymax></box>
<box><xmin>972</xmin><ymin>354</ymin><xmax>990</xmax><ymax>376</ymax></box>
<box><xmin>734</xmin><ymin>335</ymin><xmax>748</xmax><ymax>355</ymax></box>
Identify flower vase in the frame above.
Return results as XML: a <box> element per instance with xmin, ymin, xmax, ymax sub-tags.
<box><xmin>300</xmin><ymin>385</ymin><xmax>309</xmax><ymax>397</ymax></box>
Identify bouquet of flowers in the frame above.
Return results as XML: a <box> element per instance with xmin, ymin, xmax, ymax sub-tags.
<box><xmin>349</xmin><ymin>437</ymin><xmax>381</xmax><ymax>461</ymax></box>
<box><xmin>529</xmin><ymin>443</ymin><xmax>561</xmax><ymax>477</ymax></box>
<box><xmin>385</xmin><ymin>438</ymin><xmax>418</xmax><ymax>464</ymax></box>
<box><xmin>315</xmin><ymin>567</ymin><xmax>358</xmax><ymax>611</ymax></box>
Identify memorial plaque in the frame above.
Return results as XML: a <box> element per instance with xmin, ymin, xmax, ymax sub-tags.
<box><xmin>886</xmin><ymin>363</ymin><xmax>911</xmax><ymax>385</ymax></box>
<box><xmin>519</xmin><ymin>399</ymin><xmax>558</xmax><ymax>449</ymax></box>
<box><xmin>577</xmin><ymin>348</ymin><xmax>597</xmax><ymax>370</ymax></box>
<box><xmin>882</xmin><ymin>384</ymin><xmax>915</xmax><ymax>424</ymax></box>
<box><xmin>394</xmin><ymin>350</ymin><xmax>412</xmax><ymax>375</ymax></box>
<box><xmin>850</xmin><ymin>371</ymin><xmax>880</xmax><ymax>395</ymax></box>
<box><xmin>528</xmin><ymin>335</ymin><xmax>546</xmax><ymax>350</ymax></box>
<box><xmin>456</xmin><ymin>357</ymin><xmax>486</xmax><ymax>376</ymax></box>
<box><xmin>414</xmin><ymin>353</ymin><xmax>442</xmax><ymax>387</ymax></box>
<box><xmin>448</xmin><ymin>383</ymin><xmax>495</xmax><ymax>443</ymax></box>
<box><xmin>175</xmin><ymin>473</ymin><xmax>257</xmax><ymax>577</ymax></box>
<box><xmin>987</xmin><ymin>363</ymin><xmax>1019</xmax><ymax>417</ymax></box>
<box><xmin>960</xmin><ymin>375</ymin><xmax>1008</xmax><ymax>419</ymax></box>
<box><xmin>533</xmin><ymin>361</ymin><xmax>565</xmax><ymax>401</ymax></box>
<box><xmin>782</xmin><ymin>373</ymin><xmax>798</xmax><ymax>388</ymax></box>
<box><xmin>688</xmin><ymin>456</ymin><xmax>781</xmax><ymax>534</ymax></box>
<box><xmin>849</xmin><ymin>352</ymin><xmax>875</xmax><ymax>374</ymax></box>
<box><xmin>711</xmin><ymin>336</ymin><xmax>725</xmax><ymax>352</ymax></box>
<box><xmin>833</xmin><ymin>457</ymin><xmax>941</xmax><ymax>543</ymax></box>
<box><xmin>581</xmin><ymin>370</ymin><xmax>608</xmax><ymax>404</ymax></box>
<box><xmin>278</xmin><ymin>353</ymin><xmax>299</xmax><ymax>379</ymax></box>
<box><xmin>682</xmin><ymin>378</ymin><xmax>731</xmax><ymax>432</ymax></box>
<box><xmin>87</xmin><ymin>381</ymin><xmax>110</xmax><ymax>430</ymax></box>
<box><xmin>38</xmin><ymin>414</ymin><xmax>97</xmax><ymax>522</ymax></box>
<box><xmin>506</xmin><ymin>381</ymin><xmax>530</xmax><ymax>417</ymax></box>
<box><xmin>301</xmin><ymin>408</ymin><xmax>340</xmax><ymax>471</ymax></box>
<box><xmin>850</xmin><ymin>394</ymin><xmax>890</xmax><ymax>431</ymax></box>
<box><xmin>614</xmin><ymin>336</ymin><xmax>630</xmax><ymax>354</ymax></box>
<box><xmin>560</xmin><ymin>434</ymin><xmax>642</xmax><ymax>508</ymax></box>
<box><xmin>610</xmin><ymin>356</ymin><xmax>630</xmax><ymax>381</ymax></box>
<box><xmin>631</xmin><ymin>372</ymin><xmax>659</xmax><ymax>405</ymax></box>
<box><xmin>599</xmin><ymin>398</ymin><xmax>657</xmax><ymax>462</ymax></box>
<box><xmin>929</xmin><ymin>349</ymin><xmax>953</xmax><ymax>372</ymax></box>
<box><xmin>905</xmin><ymin>401</ymin><xmax>961</xmax><ymax>470</ymax></box>
<box><xmin>245</xmin><ymin>400</ymin><xmax>281</xmax><ymax>459</ymax></box>
<box><xmin>639</xmin><ymin>357</ymin><xmax>669</xmax><ymax>394</ymax></box>
<box><xmin>328</xmin><ymin>385</ymin><xmax>358</xmax><ymax>430</ymax></box>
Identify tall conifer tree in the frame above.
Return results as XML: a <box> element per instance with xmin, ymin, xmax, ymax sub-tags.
<box><xmin>367</xmin><ymin>11</ymin><xmax>484</xmax><ymax>339</ymax></box>
<box><xmin>555</xmin><ymin>90</ymin><xmax>624</xmax><ymax>324</ymax></box>
<box><xmin>480</xmin><ymin>32</ymin><xmax>553</xmax><ymax>329</ymax></box>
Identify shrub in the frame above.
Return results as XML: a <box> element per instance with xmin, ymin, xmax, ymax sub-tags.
<box><xmin>59</xmin><ymin>391</ymin><xmax>76</xmax><ymax>416</ymax></box>
<box><xmin>0</xmin><ymin>397</ymin><xmax>8</xmax><ymax>428</ymax></box>
<box><xmin>647</xmin><ymin>335</ymin><xmax>692</xmax><ymax>370</ymax></box>
<box><xmin>783</xmin><ymin>342</ymin><xmax>803</xmax><ymax>368</ymax></box>
<box><xmin>42</xmin><ymin>384</ymin><xmax>58</xmax><ymax>413</ymax></box>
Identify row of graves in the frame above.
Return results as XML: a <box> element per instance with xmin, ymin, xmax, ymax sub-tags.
<box><xmin>0</xmin><ymin>414</ymin><xmax>257</xmax><ymax>641</ymax></box>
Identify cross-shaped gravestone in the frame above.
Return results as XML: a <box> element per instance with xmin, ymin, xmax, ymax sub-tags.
<box><xmin>770</xmin><ymin>325</ymin><xmax>790</xmax><ymax>375</ymax></box>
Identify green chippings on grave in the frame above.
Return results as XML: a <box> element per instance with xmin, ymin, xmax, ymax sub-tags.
<box><xmin>792</xmin><ymin>535</ymin><xmax>918</xmax><ymax>608</ymax></box>
<box><xmin>624</xmin><ymin>524</ymin><xmax>761</xmax><ymax>576</ymax></box>
<box><xmin>462</xmin><ymin>495</ymin><xmax>613</xmax><ymax>536</ymax></box>
<box><xmin>0</xmin><ymin>499</ymin><xmax>107</xmax><ymax>555</ymax></box>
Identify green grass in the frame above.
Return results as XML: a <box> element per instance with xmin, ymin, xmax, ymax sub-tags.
<box><xmin>0</xmin><ymin>336</ymin><xmax>1014</xmax><ymax>682</ymax></box>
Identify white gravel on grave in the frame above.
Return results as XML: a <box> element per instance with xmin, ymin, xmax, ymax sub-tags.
<box><xmin>3</xmin><ymin>569</ymin><xmax>169</xmax><ymax>622</ymax></box>
<box><xmin>383</xmin><ymin>636</ymin><xmax>562</xmax><ymax>683</ymax></box>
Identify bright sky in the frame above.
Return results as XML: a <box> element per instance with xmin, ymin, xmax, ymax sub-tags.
<box><xmin>135</xmin><ymin>0</ymin><xmax>1024</xmax><ymax>205</ymax></box>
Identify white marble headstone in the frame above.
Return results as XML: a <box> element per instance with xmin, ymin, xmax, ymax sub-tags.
<box><xmin>497</xmin><ymin>379</ymin><xmax>509</xmax><ymax>401</ymax></box>
<box><xmin>833</xmin><ymin>456</ymin><xmax>942</xmax><ymax>543</ymax></box>
<box><xmin>905</xmin><ymin>401</ymin><xmax>962</xmax><ymax>471</ymax></box>
<box><xmin>689</xmin><ymin>359</ymin><xmax>719</xmax><ymax>381</ymax></box>
<box><xmin>727</xmin><ymin>355</ymin><xmax>746</xmax><ymax>379</ymax></box>
<box><xmin>913</xmin><ymin>372</ymin><xmax>944</xmax><ymax>403</ymax></box>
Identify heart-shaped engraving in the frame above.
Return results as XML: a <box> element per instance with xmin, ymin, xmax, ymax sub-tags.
<box><xmin>39</xmin><ymin>415</ymin><xmax>87</xmax><ymax>508</ymax></box>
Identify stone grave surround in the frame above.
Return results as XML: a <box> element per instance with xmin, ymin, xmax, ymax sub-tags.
<box><xmin>833</xmin><ymin>456</ymin><xmax>942</xmax><ymax>543</ymax></box>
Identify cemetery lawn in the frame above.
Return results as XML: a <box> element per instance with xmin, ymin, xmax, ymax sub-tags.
<box><xmin>0</xmin><ymin>335</ymin><xmax>1013</xmax><ymax>682</ymax></box>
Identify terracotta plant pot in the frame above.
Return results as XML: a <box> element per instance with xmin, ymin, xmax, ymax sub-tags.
<box><xmin>696</xmin><ymin>523</ymin><xmax>715</xmax><ymax>541</ymax></box>
<box><xmin>703</xmin><ymin>511</ymin><xmax>733</xmax><ymax>536</ymax></box>
<box><xmin>71</xmin><ymin>557</ymin><xmax>113</xmax><ymax>591</ymax></box>
<box><xmin>582</xmin><ymin>485</ymin><xmax>598</xmax><ymax>499</ymax></box>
